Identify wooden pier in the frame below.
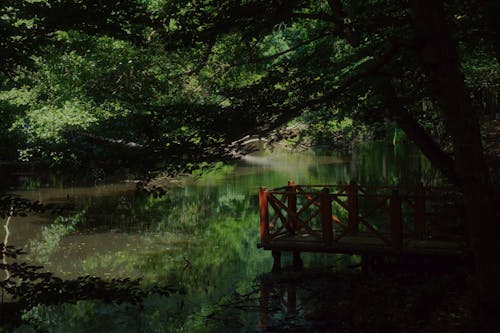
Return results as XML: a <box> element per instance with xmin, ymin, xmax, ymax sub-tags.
<box><xmin>258</xmin><ymin>181</ymin><xmax>467</xmax><ymax>270</ymax></box>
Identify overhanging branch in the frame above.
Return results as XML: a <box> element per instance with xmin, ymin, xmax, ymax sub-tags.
<box><xmin>231</xmin><ymin>32</ymin><xmax>332</xmax><ymax>67</ymax></box>
<box><xmin>291</xmin><ymin>12</ymin><xmax>335</xmax><ymax>22</ymax></box>
<box><xmin>185</xmin><ymin>38</ymin><xmax>217</xmax><ymax>76</ymax></box>
<box><xmin>327</xmin><ymin>0</ymin><xmax>361</xmax><ymax>47</ymax></box>
<box><xmin>252</xmin><ymin>42</ymin><xmax>400</xmax><ymax>133</ymax></box>
<box><xmin>378</xmin><ymin>82</ymin><xmax>459</xmax><ymax>185</ymax></box>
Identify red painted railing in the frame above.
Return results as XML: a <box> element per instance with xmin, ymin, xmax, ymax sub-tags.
<box><xmin>259</xmin><ymin>181</ymin><xmax>465</xmax><ymax>250</ymax></box>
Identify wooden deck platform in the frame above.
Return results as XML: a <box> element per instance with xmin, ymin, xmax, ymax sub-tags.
<box><xmin>257</xmin><ymin>181</ymin><xmax>467</xmax><ymax>268</ymax></box>
<box><xmin>258</xmin><ymin>232</ymin><xmax>464</xmax><ymax>256</ymax></box>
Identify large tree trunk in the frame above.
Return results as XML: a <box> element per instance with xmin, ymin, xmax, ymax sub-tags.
<box><xmin>411</xmin><ymin>0</ymin><xmax>500</xmax><ymax>329</ymax></box>
<box><xmin>328</xmin><ymin>0</ymin><xmax>460</xmax><ymax>185</ymax></box>
<box><xmin>377</xmin><ymin>82</ymin><xmax>459</xmax><ymax>185</ymax></box>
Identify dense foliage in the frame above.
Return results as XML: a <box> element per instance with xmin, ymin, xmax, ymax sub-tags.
<box><xmin>2</xmin><ymin>1</ymin><xmax>497</xmax><ymax>174</ymax></box>
<box><xmin>1</xmin><ymin>0</ymin><xmax>499</xmax><ymax>330</ymax></box>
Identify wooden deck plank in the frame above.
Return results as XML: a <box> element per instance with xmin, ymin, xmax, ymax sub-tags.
<box><xmin>258</xmin><ymin>241</ymin><xmax>464</xmax><ymax>256</ymax></box>
<box><xmin>258</xmin><ymin>232</ymin><xmax>464</xmax><ymax>256</ymax></box>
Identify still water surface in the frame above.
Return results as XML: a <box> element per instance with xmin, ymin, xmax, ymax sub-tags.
<box><xmin>2</xmin><ymin>143</ymin><xmax>437</xmax><ymax>332</ymax></box>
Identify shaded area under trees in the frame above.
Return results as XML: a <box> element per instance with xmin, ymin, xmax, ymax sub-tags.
<box><xmin>1</xmin><ymin>0</ymin><xmax>499</xmax><ymax>329</ymax></box>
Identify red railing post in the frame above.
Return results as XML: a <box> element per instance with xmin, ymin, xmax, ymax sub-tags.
<box><xmin>390</xmin><ymin>189</ymin><xmax>403</xmax><ymax>249</ymax></box>
<box><xmin>259</xmin><ymin>187</ymin><xmax>269</xmax><ymax>241</ymax></box>
<box><xmin>288</xmin><ymin>180</ymin><xmax>297</xmax><ymax>234</ymax></box>
<box><xmin>414</xmin><ymin>182</ymin><xmax>426</xmax><ymax>239</ymax></box>
<box><xmin>321</xmin><ymin>188</ymin><xmax>333</xmax><ymax>243</ymax></box>
<box><xmin>347</xmin><ymin>180</ymin><xmax>359</xmax><ymax>233</ymax></box>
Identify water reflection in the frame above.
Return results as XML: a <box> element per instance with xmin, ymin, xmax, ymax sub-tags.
<box><xmin>0</xmin><ymin>143</ymin><xmax>442</xmax><ymax>331</ymax></box>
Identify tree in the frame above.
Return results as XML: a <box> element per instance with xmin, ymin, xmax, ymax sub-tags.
<box><xmin>147</xmin><ymin>0</ymin><xmax>499</xmax><ymax>326</ymax></box>
<box><xmin>411</xmin><ymin>1</ymin><xmax>498</xmax><ymax>328</ymax></box>
<box><xmin>0</xmin><ymin>0</ymin><xmax>252</xmax><ymax>173</ymax></box>
<box><xmin>1</xmin><ymin>0</ymin><xmax>499</xmax><ymax>326</ymax></box>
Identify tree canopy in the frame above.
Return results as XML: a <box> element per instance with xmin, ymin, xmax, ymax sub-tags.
<box><xmin>1</xmin><ymin>0</ymin><xmax>499</xmax><ymax>327</ymax></box>
<box><xmin>1</xmin><ymin>1</ymin><xmax>498</xmax><ymax>175</ymax></box>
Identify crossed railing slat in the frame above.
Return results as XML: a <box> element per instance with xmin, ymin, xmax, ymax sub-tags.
<box><xmin>259</xmin><ymin>181</ymin><xmax>461</xmax><ymax>250</ymax></box>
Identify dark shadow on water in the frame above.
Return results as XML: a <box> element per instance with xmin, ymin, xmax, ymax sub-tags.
<box><xmin>207</xmin><ymin>255</ymin><xmax>471</xmax><ymax>333</ymax></box>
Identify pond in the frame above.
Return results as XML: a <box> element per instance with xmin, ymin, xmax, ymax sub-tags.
<box><xmin>1</xmin><ymin>143</ymin><xmax>439</xmax><ymax>332</ymax></box>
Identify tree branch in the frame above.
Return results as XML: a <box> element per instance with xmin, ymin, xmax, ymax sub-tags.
<box><xmin>291</xmin><ymin>12</ymin><xmax>335</xmax><ymax>22</ymax></box>
<box><xmin>378</xmin><ymin>82</ymin><xmax>459</xmax><ymax>185</ymax></box>
<box><xmin>231</xmin><ymin>32</ymin><xmax>332</xmax><ymax>67</ymax></box>
<box><xmin>185</xmin><ymin>38</ymin><xmax>217</xmax><ymax>76</ymax></box>
<box><xmin>309</xmin><ymin>42</ymin><xmax>400</xmax><ymax>105</ymax></box>
<box><xmin>260</xmin><ymin>42</ymin><xmax>401</xmax><ymax>130</ymax></box>
<box><xmin>327</xmin><ymin>0</ymin><xmax>361</xmax><ymax>47</ymax></box>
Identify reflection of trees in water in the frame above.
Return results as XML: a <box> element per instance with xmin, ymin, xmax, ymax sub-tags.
<box><xmin>207</xmin><ymin>259</ymin><xmax>466</xmax><ymax>333</ymax></box>
<box><xmin>7</xmin><ymin>145</ymin><xmax>440</xmax><ymax>238</ymax></box>
<box><xmin>350</xmin><ymin>143</ymin><xmax>442</xmax><ymax>186</ymax></box>
<box><xmin>202</xmin><ymin>272</ymin><xmax>314</xmax><ymax>332</ymax></box>
<box><xmin>71</xmin><ymin>184</ymin><xmax>253</xmax><ymax>235</ymax></box>
<box><xmin>64</xmin><ymin>187</ymin><xmax>264</xmax><ymax>288</ymax></box>
<box><xmin>1</xmin><ymin>242</ymin><xmax>176</xmax><ymax>329</ymax></box>
<box><xmin>292</xmin><ymin>143</ymin><xmax>442</xmax><ymax>187</ymax></box>
<box><xmin>206</xmin><ymin>272</ymin><xmax>327</xmax><ymax>331</ymax></box>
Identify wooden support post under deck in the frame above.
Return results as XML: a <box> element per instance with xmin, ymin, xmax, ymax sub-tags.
<box><xmin>347</xmin><ymin>180</ymin><xmax>359</xmax><ymax>233</ymax></box>
<box><xmin>390</xmin><ymin>189</ymin><xmax>403</xmax><ymax>249</ymax></box>
<box><xmin>293</xmin><ymin>251</ymin><xmax>303</xmax><ymax>270</ymax></box>
<box><xmin>259</xmin><ymin>187</ymin><xmax>269</xmax><ymax>241</ymax></box>
<box><xmin>272</xmin><ymin>251</ymin><xmax>281</xmax><ymax>272</ymax></box>
<box><xmin>321</xmin><ymin>188</ymin><xmax>333</xmax><ymax>243</ymax></box>
<box><xmin>287</xmin><ymin>180</ymin><xmax>297</xmax><ymax>234</ymax></box>
<box><xmin>414</xmin><ymin>182</ymin><xmax>426</xmax><ymax>239</ymax></box>
<box><xmin>259</xmin><ymin>284</ymin><xmax>269</xmax><ymax>329</ymax></box>
<box><xmin>287</xmin><ymin>284</ymin><xmax>297</xmax><ymax>315</ymax></box>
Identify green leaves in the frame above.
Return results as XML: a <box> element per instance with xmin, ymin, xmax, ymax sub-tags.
<box><xmin>0</xmin><ymin>0</ymin><xmax>498</xmax><ymax>177</ymax></box>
